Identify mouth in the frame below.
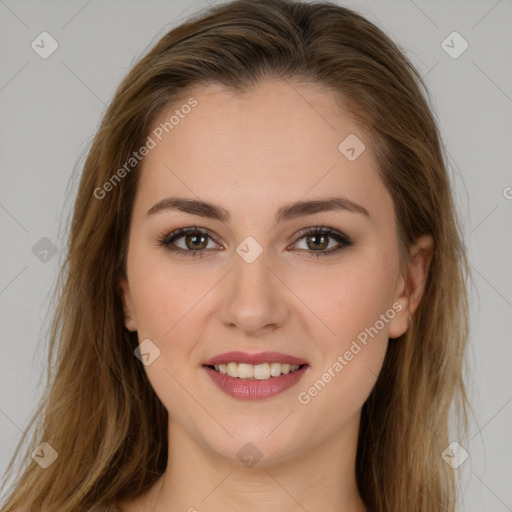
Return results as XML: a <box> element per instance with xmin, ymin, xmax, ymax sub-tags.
<box><xmin>202</xmin><ymin>351</ymin><xmax>309</xmax><ymax>400</ymax></box>
<box><xmin>204</xmin><ymin>362</ymin><xmax>306</xmax><ymax>380</ymax></box>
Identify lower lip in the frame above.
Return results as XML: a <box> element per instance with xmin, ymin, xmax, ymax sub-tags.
<box><xmin>203</xmin><ymin>365</ymin><xmax>308</xmax><ymax>400</ymax></box>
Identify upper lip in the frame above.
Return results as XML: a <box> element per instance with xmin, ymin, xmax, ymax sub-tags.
<box><xmin>203</xmin><ymin>351</ymin><xmax>308</xmax><ymax>366</ymax></box>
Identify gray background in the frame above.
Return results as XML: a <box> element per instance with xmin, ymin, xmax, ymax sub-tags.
<box><xmin>1</xmin><ymin>0</ymin><xmax>511</xmax><ymax>510</ymax></box>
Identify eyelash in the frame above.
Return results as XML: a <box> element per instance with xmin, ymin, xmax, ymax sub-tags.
<box><xmin>158</xmin><ymin>226</ymin><xmax>353</xmax><ymax>259</ymax></box>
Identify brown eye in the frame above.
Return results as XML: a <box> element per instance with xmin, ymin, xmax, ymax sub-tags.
<box><xmin>305</xmin><ymin>233</ymin><xmax>329</xmax><ymax>251</ymax></box>
<box><xmin>292</xmin><ymin>227</ymin><xmax>353</xmax><ymax>257</ymax></box>
<box><xmin>183</xmin><ymin>232</ymin><xmax>209</xmax><ymax>250</ymax></box>
<box><xmin>160</xmin><ymin>227</ymin><xmax>221</xmax><ymax>257</ymax></box>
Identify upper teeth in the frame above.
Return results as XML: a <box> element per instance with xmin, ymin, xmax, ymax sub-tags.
<box><xmin>213</xmin><ymin>362</ymin><xmax>301</xmax><ymax>380</ymax></box>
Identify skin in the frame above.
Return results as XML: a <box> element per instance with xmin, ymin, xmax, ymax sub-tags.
<box><xmin>117</xmin><ymin>79</ymin><xmax>433</xmax><ymax>512</ymax></box>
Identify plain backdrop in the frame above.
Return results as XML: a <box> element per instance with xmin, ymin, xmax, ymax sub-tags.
<box><xmin>1</xmin><ymin>0</ymin><xmax>511</xmax><ymax>510</ymax></box>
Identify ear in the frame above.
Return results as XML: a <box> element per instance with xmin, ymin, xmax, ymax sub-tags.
<box><xmin>117</xmin><ymin>277</ymin><xmax>137</xmax><ymax>332</ymax></box>
<box><xmin>388</xmin><ymin>234</ymin><xmax>434</xmax><ymax>339</ymax></box>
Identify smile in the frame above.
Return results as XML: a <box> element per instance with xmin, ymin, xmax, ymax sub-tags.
<box><xmin>202</xmin><ymin>351</ymin><xmax>309</xmax><ymax>400</ymax></box>
<box><xmin>208</xmin><ymin>362</ymin><xmax>303</xmax><ymax>380</ymax></box>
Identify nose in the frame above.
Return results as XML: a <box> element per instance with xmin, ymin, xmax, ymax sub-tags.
<box><xmin>217</xmin><ymin>245</ymin><xmax>290</xmax><ymax>337</ymax></box>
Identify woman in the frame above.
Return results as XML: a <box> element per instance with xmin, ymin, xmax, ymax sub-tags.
<box><xmin>1</xmin><ymin>0</ymin><xmax>470</xmax><ymax>510</ymax></box>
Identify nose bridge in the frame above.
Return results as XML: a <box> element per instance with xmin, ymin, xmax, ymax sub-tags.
<box><xmin>233</xmin><ymin>243</ymin><xmax>271</xmax><ymax>295</ymax></box>
<box><xmin>219</xmin><ymin>238</ymin><xmax>287</xmax><ymax>334</ymax></box>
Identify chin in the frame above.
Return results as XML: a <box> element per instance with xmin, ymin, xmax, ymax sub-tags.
<box><xmin>203</xmin><ymin>427</ymin><xmax>304</xmax><ymax>469</ymax></box>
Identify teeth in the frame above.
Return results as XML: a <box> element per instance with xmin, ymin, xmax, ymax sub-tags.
<box><xmin>210</xmin><ymin>362</ymin><xmax>303</xmax><ymax>379</ymax></box>
<box><xmin>254</xmin><ymin>363</ymin><xmax>270</xmax><ymax>380</ymax></box>
<box><xmin>238</xmin><ymin>363</ymin><xmax>254</xmax><ymax>379</ymax></box>
<box><xmin>270</xmin><ymin>362</ymin><xmax>283</xmax><ymax>376</ymax></box>
<box><xmin>227</xmin><ymin>362</ymin><xmax>238</xmax><ymax>378</ymax></box>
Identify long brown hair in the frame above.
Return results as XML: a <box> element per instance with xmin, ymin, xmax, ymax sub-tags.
<box><xmin>1</xmin><ymin>1</ymin><xmax>471</xmax><ymax>510</ymax></box>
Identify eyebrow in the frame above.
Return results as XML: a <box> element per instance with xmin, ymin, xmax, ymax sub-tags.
<box><xmin>146</xmin><ymin>196</ymin><xmax>370</xmax><ymax>223</ymax></box>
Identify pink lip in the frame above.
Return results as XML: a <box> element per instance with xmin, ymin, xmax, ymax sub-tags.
<box><xmin>203</xmin><ymin>365</ymin><xmax>309</xmax><ymax>400</ymax></box>
<box><xmin>202</xmin><ymin>351</ymin><xmax>308</xmax><ymax>366</ymax></box>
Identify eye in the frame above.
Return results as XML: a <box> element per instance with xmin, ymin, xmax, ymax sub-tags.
<box><xmin>159</xmin><ymin>227</ymin><xmax>221</xmax><ymax>258</ymax></box>
<box><xmin>158</xmin><ymin>226</ymin><xmax>352</xmax><ymax>259</ymax></box>
<box><xmin>291</xmin><ymin>227</ymin><xmax>353</xmax><ymax>257</ymax></box>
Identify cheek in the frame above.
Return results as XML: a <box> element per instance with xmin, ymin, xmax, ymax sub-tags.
<box><xmin>127</xmin><ymin>265</ymin><xmax>205</xmax><ymax>419</ymax></box>
<box><xmin>127</xmin><ymin>256</ymin><xmax>216</xmax><ymax>389</ymax></box>
<box><xmin>295</xmin><ymin>251</ymin><xmax>398</xmax><ymax>411</ymax></box>
<box><xmin>128</xmin><ymin>250</ymin><xmax>202</xmax><ymax>340</ymax></box>
<box><xmin>298</xmin><ymin>248</ymin><xmax>399</xmax><ymax>346</ymax></box>
<box><xmin>339</xmin><ymin>268</ymin><xmax>398</xmax><ymax>344</ymax></box>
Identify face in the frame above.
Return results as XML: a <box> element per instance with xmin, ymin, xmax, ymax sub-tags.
<box><xmin>118</xmin><ymin>79</ymin><xmax>424</xmax><ymax>466</ymax></box>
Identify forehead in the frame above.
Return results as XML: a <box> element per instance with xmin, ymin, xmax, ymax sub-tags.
<box><xmin>149</xmin><ymin>79</ymin><xmax>364</xmax><ymax>165</ymax></box>
<box><xmin>135</xmin><ymin>79</ymin><xmax>390</xmax><ymax>223</ymax></box>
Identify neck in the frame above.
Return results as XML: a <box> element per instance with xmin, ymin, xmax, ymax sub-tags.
<box><xmin>145</xmin><ymin>412</ymin><xmax>368</xmax><ymax>512</ymax></box>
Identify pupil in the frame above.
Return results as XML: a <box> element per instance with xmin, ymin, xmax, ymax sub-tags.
<box><xmin>308</xmin><ymin>234</ymin><xmax>328</xmax><ymax>250</ymax></box>
<box><xmin>187</xmin><ymin>233</ymin><xmax>207</xmax><ymax>250</ymax></box>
